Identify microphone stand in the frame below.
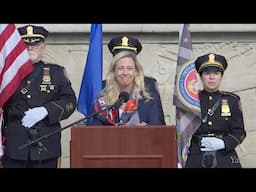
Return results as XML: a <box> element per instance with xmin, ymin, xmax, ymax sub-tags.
<box><xmin>18</xmin><ymin>105</ymin><xmax>115</xmax><ymax>151</ymax></box>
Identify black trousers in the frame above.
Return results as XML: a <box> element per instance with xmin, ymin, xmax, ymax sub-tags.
<box><xmin>2</xmin><ymin>155</ymin><xmax>58</xmax><ymax>168</ymax></box>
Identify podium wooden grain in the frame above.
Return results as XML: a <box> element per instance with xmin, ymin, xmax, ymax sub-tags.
<box><xmin>70</xmin><ymin>125</ymin><xmax>177</xmax><ymax>168</ymax></box>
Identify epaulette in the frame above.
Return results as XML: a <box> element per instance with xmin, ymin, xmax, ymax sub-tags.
<box><xmin>44</xmin><ymin>62</ymin><xmax>63</xmax><ymax>68</ymax></box>
<box><xmin>221</xmin><ymin>91</ymin><xmax>240</xmax><ymax>99</ymax></box>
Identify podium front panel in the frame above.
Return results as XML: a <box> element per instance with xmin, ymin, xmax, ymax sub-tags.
<box><xmin>70</xmin><ymin>126</ymin><xmax>177</xmax><ymax>168</ymax></box>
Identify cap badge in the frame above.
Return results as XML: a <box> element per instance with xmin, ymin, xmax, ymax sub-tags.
<box><xmin>26</xmin><ymin>25</ymin><xmax>34</xmax><ymax>36</ymax></box>
<box><xmin>208</xmin><ymin>53</ymin><xmax>216</xmax><ymax>64</ymax></box>
<box><xmin>121</xmin><ymin>36</ymin><xmax>128</xmax><ymax>46</ymax></box>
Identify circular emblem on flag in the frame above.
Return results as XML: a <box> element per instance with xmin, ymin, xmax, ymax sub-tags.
<box><xmin>176</xmin><ymin>61</ymin><xmax>200</xmax><ymax>111</ymax></box>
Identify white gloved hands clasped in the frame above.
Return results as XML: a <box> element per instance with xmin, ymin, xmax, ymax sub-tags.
<box><xmin>21</xmin><ymin>107</ymin><xmax>48</xmax><ymax>128</ymax></box>
<box><xmin>200</xmin><ymin>137</ymin><xmax>225</xmax><ymax>151</ymax></box>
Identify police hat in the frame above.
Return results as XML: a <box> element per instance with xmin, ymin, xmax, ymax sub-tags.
<box><xmin>18</xmin><ymin>25</ymin><xmax>48</xmax><ymax>45</ymax></box>
<box><xmin>195</xmin><ymin>53</ymin><xmax>228</xmax><ymax>73</ymax></box>
<box><xmin>108</xmin><ymin>35</ymin><xmax>142</xmax><ymax>56</ymax></box>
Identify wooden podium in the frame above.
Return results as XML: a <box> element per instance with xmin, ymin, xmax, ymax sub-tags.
<box><xmin>70</xmin><ymin>125</ymin><xmax>177</xmax><ymax>168</ymax></box>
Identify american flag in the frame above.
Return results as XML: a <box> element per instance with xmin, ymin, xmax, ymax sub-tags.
<box><xmin>173</xmin><ymin>24</ymin><xmax>201</xmax><ymax>167</ymax></box>
<box><xmin>0</xmin><ymin>24</ymin><xmax>33</xmax><ymax>157</ymax></box>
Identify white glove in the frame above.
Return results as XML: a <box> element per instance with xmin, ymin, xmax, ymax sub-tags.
<box><xmin>200</xmin><ymin>137</ymin><xmax>225</xmax><ymax>151</ymax></box>
<box><xmin>0</xmin><ymin>146</ymin><xmax>3</xmax><ymax>158</ymax></box>
<box><xmin>22</xmin><ymin>107</ymin><xmax>48</xmax><ymax>128</ymax></box>
<box><xmin>177</xmin><ymin>162</ymin><xmax>182</xmax><ymax>168</ymax></box>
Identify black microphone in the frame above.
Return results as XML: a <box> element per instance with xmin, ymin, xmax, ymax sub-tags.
<box><xmin>111</xmin><ymin>91</ymin><xmax>129</xmax><ymax>110</ymax></box>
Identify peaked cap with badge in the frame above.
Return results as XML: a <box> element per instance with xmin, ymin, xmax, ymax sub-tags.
<box><xmin>108</xmin><ymin>35</ymin><xmax>142</xmax><ymax>56</ymax></box>
<box><xmin>195</xmin><ymin>53</ymin><xmax>228</xmax><ymax>74</ymax></box>
<box><xmin>18</xmin><ymin>24</ymin><xmax>48</xmax><ymax>45</ymax></box>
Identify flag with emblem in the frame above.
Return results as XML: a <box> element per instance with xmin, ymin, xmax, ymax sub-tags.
<box><xmin>173</xmin><ymin>24</ymin><xmax>201</xmax><ymax>167</ymax></box>
<box><xmin>0</xmin><ymin>24</ymin><xmax>33</xmax><ymax>157</ymax></box>
<box><xmin>77</xmin><ymin>24</ymin><xmax>103</xmax><ymax>123</ymax></box>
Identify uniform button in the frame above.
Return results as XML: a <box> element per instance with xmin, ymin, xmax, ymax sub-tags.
<box><xmin>27</xmin><ymin>80</ymin><xmax>31</xmax><ymax>84</ymax></box>
<box><xmin>208</xmin><ymin>109</ymin><xmax>213</xmax><ymax>116</ymax></box>
<box><xmin>209</xmin><ymin>96</ymin><xmax>212</xmax><ymax>100</ymax></box>
<box><xmin>208</xmin><ymin>121</ymin><xmax>212</xmax><ymax>125</ymax></box>
<box><xmin>27</xmin><ymin>94</ymin><xmax>31</xmax><ymax>99</ymax></box>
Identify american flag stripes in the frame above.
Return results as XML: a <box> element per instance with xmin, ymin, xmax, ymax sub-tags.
<box><xmin>0</xmin><ymin>24</ymin><xmax>33</xmax><ymax>157</ymax></box>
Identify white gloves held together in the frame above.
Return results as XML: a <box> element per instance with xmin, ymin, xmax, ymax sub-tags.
<box><xmin>200</xmin><ymin>137</ymin><xmax>225</xmax><ymax>152</ymax></box>
<box><xmin>21</xmin><ymin>107</ymin><xmax>48</xmax><ymax>128</ymax></box>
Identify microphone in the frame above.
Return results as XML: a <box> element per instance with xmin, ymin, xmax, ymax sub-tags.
<box><xmin>111</xmin><ymin>91</ymin><xmax>129</xmax><ymax>110</ymax></box>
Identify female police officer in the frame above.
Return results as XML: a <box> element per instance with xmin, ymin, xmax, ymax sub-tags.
<box><xmin>185</xmin><ymin>53</ymin><xmax>246</xmax><ymax>168</ymax></box>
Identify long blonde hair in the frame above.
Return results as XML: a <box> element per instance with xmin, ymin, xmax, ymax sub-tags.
<box><xmin>102</xmin><ymin>51</ymin><xmax>151</xmax><ymax>105</ymax></box>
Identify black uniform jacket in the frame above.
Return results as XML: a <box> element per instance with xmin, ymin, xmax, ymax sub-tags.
<box><xmin>185</xmin><ymin>90</ymin><xmax>246</xmax><ymax>168</ymax></box>
<box><xmin>3</xmin><ymin>61</ymin><xmax>77</xmax><ymax>160</ymax></box>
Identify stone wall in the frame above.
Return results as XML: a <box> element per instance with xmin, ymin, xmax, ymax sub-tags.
<box><xmin>25</xmin><ymin>24</ymin><xmax>256</xmax><ymax>168</ymax></box>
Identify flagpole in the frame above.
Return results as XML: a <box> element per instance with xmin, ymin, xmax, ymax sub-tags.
<box><xmin>173</xmin><ymin>24</ymin><xmax>201</xmax><ymax>167</ymax></box>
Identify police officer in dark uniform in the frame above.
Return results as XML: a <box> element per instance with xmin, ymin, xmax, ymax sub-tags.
<box><xmin>185</xmin><ymin>53</ymin><xmax>246</xmax><ymax>168</ymax></box>
<box><xmin>2</xmin><ymin>25</ymin><xmax>77</xmax><ymax>168</ymax></box>
<box><xmin>105</xmin><ymin>35</ymin><xmax>166</xmax><ymax>125</ymax></box>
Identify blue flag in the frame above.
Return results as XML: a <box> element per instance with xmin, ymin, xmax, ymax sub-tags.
<box><xmin>77</xmin><ymin>24</ymin><xmax>103</xmax><ymax>121</ymax></box>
